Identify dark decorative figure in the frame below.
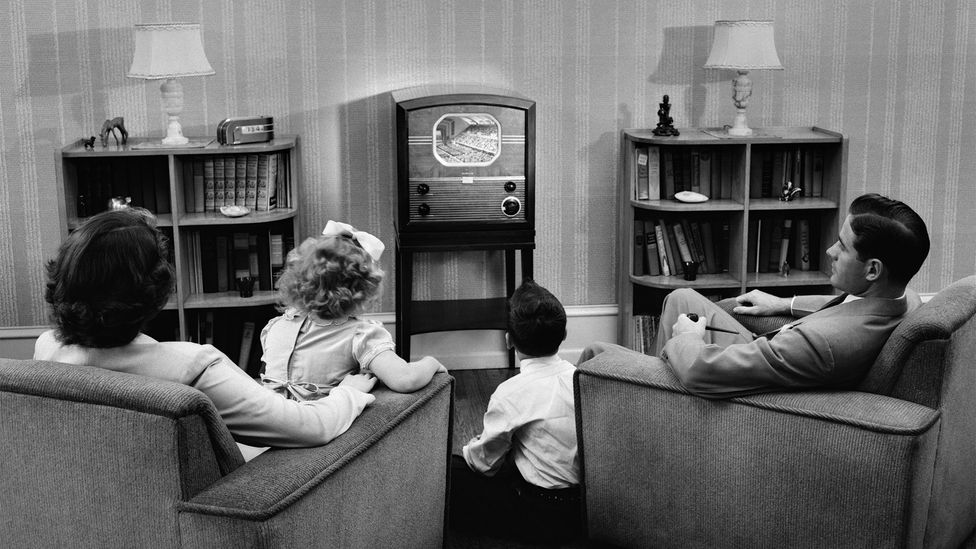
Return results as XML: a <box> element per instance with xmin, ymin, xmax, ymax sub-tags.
<box><xmin>780</xmin><ymin>180</ymin><xmax>802</xmax><ymax>202</ymax></box>
<box><xmin>652</xmin><ymin>95</ymin><xmax>680</xmax><ymax>137</ymax></box>
<box><xmin>99</xmin><ymin>117</ymin><xmax>128</xmax><ymax>147</ymax></box>
<box><xmin>82</xmin><ymin>136</ymin><xmax>96</xmax><ymax>150</ymax></box>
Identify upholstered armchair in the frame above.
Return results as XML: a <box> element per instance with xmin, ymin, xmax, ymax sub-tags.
<box><xmin>575</xmin><ymin>276</ymin><xmax>976</xmax><ymax>548</ymax></box>
<box><xmin>0</xmin><ymin>359</ymin><xmax>453</xmax><ymax>549</ymax></box>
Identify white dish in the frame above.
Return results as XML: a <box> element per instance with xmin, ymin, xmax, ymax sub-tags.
<box><xmin>220</xmin><ymin>205</ymin><xmax>251</xmax><ymax>218</ymax></box>
<box><xmin>674</xmin><ymin>191</ymin><xmax>709</xmax><ymax>203</ymax></box>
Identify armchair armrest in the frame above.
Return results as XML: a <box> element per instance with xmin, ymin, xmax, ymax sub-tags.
<box><xmin>575</xmin><ymin>356</ymin><xmax>941</xmax><ymax>548</ymax></box>
<box><xmin>177</xmin><ymin>373</ymin><xmax>453</xmax><ymax>549</ymax></box>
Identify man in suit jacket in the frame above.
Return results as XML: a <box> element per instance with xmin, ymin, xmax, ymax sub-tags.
<box><xmin>655</xmin><ymin>193</ymin><xmax>930</xmax><ymax>398</ymax></box>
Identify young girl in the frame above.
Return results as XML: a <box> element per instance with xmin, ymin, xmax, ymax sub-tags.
<box><xmin>260</xmin><ymin>220</ymin><xmax>445</xmax><ymax>400</ymax></box>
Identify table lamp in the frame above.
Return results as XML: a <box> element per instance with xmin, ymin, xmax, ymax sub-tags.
<box><xmin>127</xmin><ymin>23</ymin><xmax>214</xmax><ymax>146</ymax></box>
<box><xmin>703</xmin><ymin>20</ymin><xmax>783</xmax><ymax>137</ymax></box>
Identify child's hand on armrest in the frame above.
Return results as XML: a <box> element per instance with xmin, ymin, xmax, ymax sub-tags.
<box><xmin>338</xmin><ymin>372</ymin><xmax>377</xmax><ymax>394</ymax></box>
<box><xmin>369</xmin><ymin>351</ymin><xmax>445</xmax><ymax>393</ymax></box>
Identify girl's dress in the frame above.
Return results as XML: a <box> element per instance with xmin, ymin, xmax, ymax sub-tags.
<box><xmin>260</xmin><ymin>307</ymin><xmax>395</xmax><ymax>400</ymax></box>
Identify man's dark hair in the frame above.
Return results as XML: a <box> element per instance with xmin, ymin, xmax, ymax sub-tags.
<box><xmin>45</xmin><ymin>208</ymin><xmax>174</xmax><ymax>348</ymax></box>
<box><xmin>507</xmin><ymin>279</ymin><xmax>567</xmax><ymax>357</ymax></box>
<box><xmin>848</xmin><ymin>193</ymin><xmax>930</xmax><ymax>286</ymax></box>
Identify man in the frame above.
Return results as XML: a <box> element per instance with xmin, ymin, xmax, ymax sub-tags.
<box><xmin>588</xmin><ymin>193</ymin><xmax>930</xmax><ymax>398</ymax></box>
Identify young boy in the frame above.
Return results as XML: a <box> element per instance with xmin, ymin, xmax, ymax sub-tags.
<box><xmin>450</xmin><ymin>279</ymin><xmax>581</xmax><ymax>544</ymax></box>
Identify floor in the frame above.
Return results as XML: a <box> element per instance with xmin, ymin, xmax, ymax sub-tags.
<box><xmin>446</xmin><ymin>369</ymin><xmax>596</xmax><ymax>549</ymax></box>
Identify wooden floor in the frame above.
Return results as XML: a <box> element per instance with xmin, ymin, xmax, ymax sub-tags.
<box><xmin>447</xmin><ymin>369</ymin><xmax>593</xmax><ymax>549</ymax></box>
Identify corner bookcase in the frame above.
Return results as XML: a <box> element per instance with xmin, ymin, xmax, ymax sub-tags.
<box><xmin>54</xmin><ymin>136</ymin><xmax>302</xmax><ymax>375</ymax></box>
<box><xmin>618</xmin><ymin>127</ymin><xmax>847</xmax><ymax>351</ymax></box>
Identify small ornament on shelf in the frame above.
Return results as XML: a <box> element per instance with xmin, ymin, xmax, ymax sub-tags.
<box><xmin>780</xmin><ymin>260</ymin><xmax>791</xmax><ymax>277</ymax></box>
<box><xmin>780</xmin><ymin>180</ymin><xmax>802</xmax><ymax>202</ymax></box>
<box><xmin>651</xmin><ymin>95</ymin><xmax>680</xmax><ymax>137</ymax></box>
<box><xmin>83</xmin><ymin>136</ymin><xmax>96</xmax><ymax>151</ymax></box>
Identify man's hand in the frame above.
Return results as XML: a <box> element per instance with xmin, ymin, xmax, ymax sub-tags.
<box><xmin>733</xmin><ymin>289</ymin><xmax>791</xmax><ymax>316</ymax></box>
<box><xmin>672</xmin><ymin>313</ymin><xmax>706</xmax><ymax>339</ymax></box>
<box><xmin>338</xmin><ymin>372</ymin><xmax>377</xmax><ymax>393</ymax></box>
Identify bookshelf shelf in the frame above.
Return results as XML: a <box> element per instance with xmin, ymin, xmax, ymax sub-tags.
<box><xmin>618</xmin><ymin>126</ymin><xmax>847</xmax><ymax>351</ymax></box>
<box><xmin>55</xmin><ymin>135</ymin><xmax>302</xmax><ymax>374</ymax></box>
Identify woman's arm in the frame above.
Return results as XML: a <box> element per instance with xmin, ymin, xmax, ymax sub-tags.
<box><xmin>367</xmin><ymin>350</ymin><xmax>447</xmax><ymax>393</ymax></box>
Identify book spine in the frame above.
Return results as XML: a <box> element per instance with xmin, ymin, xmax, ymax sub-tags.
<box><xmin>224</xmin><ymin>156</ymin><xmax>237</xmax><ymax>207</ymax></box>
<box><xmin>778</xmin><ymin>218</ymin><xmax>793</xmax><ymax>272</ymax></box>
<box><xmin>697</xmin><ymin>151</ymin><xmax>712</xmax><ymax>197</ymax></box>
<box><xmin>797</xmin><ymin>218</ymin><xmax>811</xmax><ymax>271</ymax></box>
<box><xmin>204</xmin><ymin>158</ymin><xmax>216</xmax><ymax>212</ymax></box>
<box><xmin>662</xmin><ymin>150</ymin><xmax>675</xmax><ymax>199</ymax></box>
<box><xmin>643</xmin><ymin>220</ymin><xmax>661</xmax><ymax>276</ymax></box>
<box><xmin>213</xmin><ymin>156</ymin><xmax>225</xmax><ymax>209</ymax></box>
<box><xmin>647</xmin><ymin>146</ymin><xmax>661</xmax><ymax>200</ymax></box>
<box><xmin>672</xmin><ymin>222</ymin><xmax>694</xmax><ymax>264</ymax></box>
<box><xmin>238</xmin><ymin>321</ymin><xmax>256</xmax><ymax>370</ymax></box>
<box><xmin>248</xmin><ymin>234</ymin><xmax>260</xmax><ymax>279</ymax></box>
<box><xmin>235</xmin><ymin>155</ymin><xmax>247</xmax><ymax>206</ymax></box>
<box><xmin>215</xmin><ymin>233</ymin><xmax>229</xmax><ymax>292</ymax></box>
<box><xmin>252</xmin><ymin>154</ymin><xmax>265</xmax><ymax>210</ymax></box>
<box><xmin>635</xmin><ymin>146</ymin><xmax>650</xmax><ymax>200</ymax></box>
<box><xmin>664</xmin><ymin>222</ymin><xmax>683</xmax><ymax>275</ymax></box>
<box><xmin>689</xmin><ymin>151</ymin><xmax>701</xmax><ymax>194</ymax></box>
<box><xmin>233</xmin><ymin>232</ymin><xmax>250</xmax><ymax>280</ymax></box>
<box><xmin>245</xmin><ymin>154</ymin><xmax>258</xmax><ymax>208</ymax></box>
<box><xmin>270</xmin><ymin>232</ymin><xmax>285</xmax><ymax>284</ymax></box>
<box><xmin>688</xmin><ymin>220</ymin><xmax>710</xmax><ymax>273</ymax></box>
<box><xmin>700</xmin><ymin>220</ymin><xmax>717</xmax><ymax>276</ymax></box>
<box><xmin>653</xmin><ymin>223</ymin><xmax>671</xmax><ymax>277</ymax></box>
<box><xmin>633</xmin><ymin>220</ymin><xmax>645</xmax><ymax>276</ymax></box>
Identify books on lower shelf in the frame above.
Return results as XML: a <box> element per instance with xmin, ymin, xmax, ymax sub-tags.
<box><xmin>194</xmin><ymin>227</ymin><xmax>294</xmax><ymax>295</ymax></box>
<box><xmin>633</xmin><ymin>314</ymin><xmax>660</xmax><ymax>356</ymax></box>
<box><xmin>633</xmin><ymin>217</ymin><xmax>731</xmax><ymax>279</ymax></box>
<box><xmin>187</xmin><ymin>308</ymin><xmax>270</xmax><ymax>377</ymax></box>
<box><xmin>748</xmin><ymin>215</ymin><xmax>817</xmax><ymax>274</ymax></box>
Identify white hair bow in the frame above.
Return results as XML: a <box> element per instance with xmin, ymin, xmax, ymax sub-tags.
<box><xmin>322</xmin><ymin>220</ymin><xmax>385</xmax><ymax>261</ymax></box>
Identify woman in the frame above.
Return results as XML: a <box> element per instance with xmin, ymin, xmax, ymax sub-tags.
<box><xmin>34</xmin><ymin>207</ymin><xmax>376</xmax><ymax>448</ymax></box>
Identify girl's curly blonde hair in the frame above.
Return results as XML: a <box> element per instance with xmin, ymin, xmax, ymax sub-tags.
<box><xmin>275</xmin><ymin>234</ymin><xmax>384</xmax><ymax>319</ymax></box>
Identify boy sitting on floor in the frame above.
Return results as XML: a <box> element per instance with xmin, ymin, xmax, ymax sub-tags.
<box><xmin>450</xmin><ymin>279</ymin><xmax>581</xmax><ymax>544</ymax></box>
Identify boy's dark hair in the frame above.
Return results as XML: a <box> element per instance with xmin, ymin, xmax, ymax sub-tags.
<box><xmin>507</xmin><ymin>279</ymin><xmax>566</xmax><ymax>357</ymax></box>
<box><xmin>45</xmin><ymin>208</ymin><xmax>174</xmax><ymax>348</ymax></box>
<box><xmin>848</xmin><ymin>193</ymin><xmax>930</xmax><ymax>286</ymax></box>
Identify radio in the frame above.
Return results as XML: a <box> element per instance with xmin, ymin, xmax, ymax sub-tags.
<box><xmin>217</xmin><ymin>116</ymin><xmax>274</xmax><ymax>145</ymax></box>
<box><xmin>393</xmin><ymin>87</ymin><xmax>535</xmax><ymax>242</ymax></box>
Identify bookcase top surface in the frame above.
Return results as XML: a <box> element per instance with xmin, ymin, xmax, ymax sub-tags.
<box><xmin>60</xmin><ymin>135</ymin><xmax>297</xmax><ymax>157</ymax></box>
<box><xmin>625</xmin><ymin>127</ymin><xmax>843</xmax><ymax>145</ymax></box>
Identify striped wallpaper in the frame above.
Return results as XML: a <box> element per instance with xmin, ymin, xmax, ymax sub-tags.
<box><xmin>0</xmin><ymin>0</ymin><xmax>973</xmax><ymax>327</ymax></box>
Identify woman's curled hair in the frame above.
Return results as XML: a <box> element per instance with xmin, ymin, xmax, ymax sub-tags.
<box><xmin>275</xmin><ymin>234</ymin><xmax>384</xmax><ymax>319</ymax></box>
<box><xmin>45</xmin><ymin>208</ymin><xmax>174</xmax><ymax>348</ymax></box>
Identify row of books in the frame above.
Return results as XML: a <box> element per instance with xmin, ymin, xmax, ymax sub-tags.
<box><xmin>748</xmin><ymin>216</ymin><xmax>820</xmax><ymax>274</ymax></box>
<box><xmin>633</xmin><ymin>145</ymin><xmax>827</xmax><ymax>201</ymax></box>
<box><xmin>633</xmin><ymin>218</ymin><xmax>730</xmax><ymax>278</ymax></box>
<box><xmin>633</xmin><ymin>314</ymin><xmax>660</xmax><ymax>356</ymax></box>
<box><xmin>634</xmin><ymin>146</ymin><xmax>740</xmax><ymax>201</ymax></box>
<box><xmin>186</xmin><ymin>308</ymin><xmax>275</xmax><ymax>378</ymax></box>
<box><xmin>750</xmin><ymin>147</ymin><xmax>826</xmax><ymax>199</ymax></box>
<box><xmin>183</xmin><ymin>228</ymin><xmax>293</xmax><ymax>296</ymax></box>
<box><xmin>75</xmin><ymin>157</ymin><xmax>172</xmax><ymax>217</ymax></box>
<box><xmin>181</xmin><ymin>152</ymin><xmax>290</xmax><ymax>213</ymax></box>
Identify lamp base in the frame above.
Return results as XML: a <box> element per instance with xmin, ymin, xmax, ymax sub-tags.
<box><xmin>728</xmin><ymin>109</ymin><xmax>753</xmax><ymax>136</ymax></box>
<box><xmin>160</xmin><ymin>78</ymin><xmax>189</xmax><ymax>146</ymax></box>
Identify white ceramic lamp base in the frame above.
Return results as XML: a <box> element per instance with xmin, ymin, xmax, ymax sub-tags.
<box><xmin>160</xmin><ymin>78</ymin><xmax>189</xmax><ymax>146</ymax></box>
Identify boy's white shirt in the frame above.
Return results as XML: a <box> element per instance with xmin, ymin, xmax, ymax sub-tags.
<box><xmin>462</xmin><ymin>354</ymin><xmax>579</xmax><ymax>489</ymax></box>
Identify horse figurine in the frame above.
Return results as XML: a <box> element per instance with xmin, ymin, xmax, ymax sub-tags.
<box><xmin>82</xmin><ymin>136</ymin><xmax>96</xmax><ymax>150</ymax></box>
<box><xmin>99</xmin><ymin>117</ymin><xmax>128</xmax><ymax>147</ymax></box>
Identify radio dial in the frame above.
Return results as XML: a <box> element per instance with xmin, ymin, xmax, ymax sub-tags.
<box><xmin>501</xmin><ymin>196</ymin><xmax>521</xmax><ymax>217</ymax></box>
<box><xmin>418</xmin><ymin>203</ymin><xmax>430</xmax><ymax>216</ymax></box>
<box><xmin>417</xmin><ymin>183</ymin><xmax>429</xmax><ymax>195</ymax></box>
<box><xmin>504</xmin><ymin>181</ymin><xmax>516</xmax><ymax>192</ymax></box>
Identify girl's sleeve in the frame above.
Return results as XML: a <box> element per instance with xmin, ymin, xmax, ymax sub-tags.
<box><xmin>351</xmin><ymin>319</ymin><xmax>397</xmax><ymax>373</ymax></box>
<box><xmin>191</xmin><ymin>344</ymin><xmax>375</xmax><ymax>447</ymax></box>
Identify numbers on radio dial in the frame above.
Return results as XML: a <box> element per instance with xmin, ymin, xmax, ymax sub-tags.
<box><xmin>501</xmin><ymin>196</ymin><xmax>521</xmax><ymax>217</ymax></box>
<box><xmin>418</xmin><ymin>203</ymin><xmax>430</xmax><ymax>216</ymax></box>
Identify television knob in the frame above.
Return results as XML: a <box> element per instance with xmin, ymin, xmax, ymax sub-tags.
<box><xmin>504</xmin><ymin>181</ymin><xmax>516</xmax><ymax>192</ymax></box>
<box><xmin>501</xmin><ymin>196</ymin><xmax>521</xmax><ymax>217</ymax></box>
<box><xmin>417</xmin><ymin>183</ymin><xmax>429</xmax><ymax>195</ymax></box>
<box><xmin>418</xmin><ymin>203</ymin><xmax>430</xmax><ymax>216</ymax></box>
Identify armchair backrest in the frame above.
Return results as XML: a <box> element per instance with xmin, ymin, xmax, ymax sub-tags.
<box><xmin>0</xmin><ymin>358</ymin><xmax>243</xmax><ymax>548</ymax></box>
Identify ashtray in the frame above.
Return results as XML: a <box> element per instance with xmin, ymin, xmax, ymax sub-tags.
<box><xmin>220</xmin><ymin>205</ymin><xmax>251</xmax><ymax>218</ymax></box>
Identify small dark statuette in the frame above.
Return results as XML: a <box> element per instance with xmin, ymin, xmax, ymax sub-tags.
<box><xmin>99</xmin><ymin>117</ymin><xmax>128</xmax><ymax>147</ymax></box>
<box><xmin>82</xmin><ymin>136</ymin><xmax>96</xmax><ymax>150</ymax></box>
<box><xmin>780</xmin><ymin>260</ymin><xmax>791</xmax><ymax>277</ymax></box>
<box><xmin>780</xmin><ymin>180</ymin><xmax>802</xmax><ymax>202</ymax></box>
<box><xmin>652</xmin><ymin>95</ymin><xmax>680</xmax><ymax>137</ymax></box>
